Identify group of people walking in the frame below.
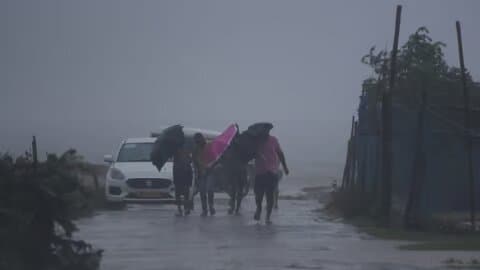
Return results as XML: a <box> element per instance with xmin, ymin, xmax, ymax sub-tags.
<box><xmin>172</xmin><ymin>130</ymin><xmax>289</xmax><ymax>224</ymax></box>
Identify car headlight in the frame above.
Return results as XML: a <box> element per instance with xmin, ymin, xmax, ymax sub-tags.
<box><xmin>109</xmin><ymin>168</ymin><xmax>126</xmax><ymax>180</ymax></box>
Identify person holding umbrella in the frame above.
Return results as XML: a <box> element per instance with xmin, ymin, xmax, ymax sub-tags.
<box><xmin>193</xmin><ymin>133</ymin><xmax>216</xmax><ymax>216</ymax></box>
<box><xmin>151</xmin><ymin>125</ymin><xmax>193</xmax><ymax>215</ymax></box>
<box><xmin>192</xmin><ymin>124</ymin><xmax>239</xmax><ymax>217</ymax></box>
<box><xmin>252</xmin><ymin>123</ymin><xmax>289</xmax><ymax>224</ymax></box>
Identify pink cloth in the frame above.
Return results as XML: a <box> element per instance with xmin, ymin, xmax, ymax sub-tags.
<box><xmin>255</xmin><ymin>135</ymin><xmax>281</xmax><ymax>175</ymax></box>
<box><xmin>202</xmin><ymin>124</ymin><xmax>238</xmax><ymax>168</ymax></box>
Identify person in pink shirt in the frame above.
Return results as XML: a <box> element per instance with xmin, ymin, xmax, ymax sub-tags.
<box><xmin>254</xmin><ymin>133</ymin><xmax>289</xmax><ymax>224</ymax></box>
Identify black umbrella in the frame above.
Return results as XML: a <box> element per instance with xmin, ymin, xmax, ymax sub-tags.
<box><xmin>231</xmin><ymin>122</ymin><xmax>274</xmax><ymax>163</ymax></box>
<box><xmin>150</xmin><ymin>124</ymin><xmax>185</xmax><ymax>171</ymax></box>
<box><xmin>246</xmin><ymin>122</ymin><xmax>273</xmax><ymax>137</ymax></box>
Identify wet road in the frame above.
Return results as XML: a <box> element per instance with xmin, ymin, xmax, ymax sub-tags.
<box><xmin>77</xmin><ymin>177</ymin><xmax>478</xmax><ymax>270</ymax></box>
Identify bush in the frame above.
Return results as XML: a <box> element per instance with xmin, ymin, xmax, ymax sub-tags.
<box><xmin>325</xmin><ymin>189</ymin><xmax>375</xmax><ymax>219</ymax></box>
<box><xmin>0</xmin><ymin>151</ymin><xmax>103</xmax><ymax>270</ymax></box>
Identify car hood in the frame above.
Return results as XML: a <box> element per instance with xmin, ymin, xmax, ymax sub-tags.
<box><xmin>113</xmin><ymin>162</ymin><xmax>172</xmax><ymax>179</ymax></box>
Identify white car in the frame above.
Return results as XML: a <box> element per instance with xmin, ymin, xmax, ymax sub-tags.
<box><xmin>104</xmin><ymin>137</ymin><xmax>175</xmax><ymax>203</ymax></box>
<box><xmin>104</xmin><ymin>129</ymin><xmax>221</xmax><ymax>203</ymax></box>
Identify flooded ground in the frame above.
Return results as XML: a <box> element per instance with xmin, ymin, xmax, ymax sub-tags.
<box><xmin>77</xmin><ymin>173</ymin><xmax>478</xmax><ymax>270</ymax></box>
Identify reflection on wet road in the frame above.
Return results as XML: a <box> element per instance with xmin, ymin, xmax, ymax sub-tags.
<box><xmin>77</xmin><ymin>190</ymin><xmax>477</xmax><ymax>270</ymax></box>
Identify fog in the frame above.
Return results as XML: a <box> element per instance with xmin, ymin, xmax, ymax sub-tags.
<box><xmin>2</xmin><ymin>0</ymin><xmax>480</xmax><ymax>175</ymax></box>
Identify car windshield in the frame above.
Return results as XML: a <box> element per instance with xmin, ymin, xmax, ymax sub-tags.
<box><xmin>117</xmin><ymin>143</ymin><xmax>154</xmax><ymax>162</ymax></box>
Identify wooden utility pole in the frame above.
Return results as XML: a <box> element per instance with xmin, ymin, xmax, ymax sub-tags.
<box><xmin>381</xmin><ymin>5</ymin><xmax>402</xmax><ymax>224</ymax></box>
<box><xmin>456</xmin><ymin>21</ymin><xmax>476</xmax><ymax>231</ymax></box>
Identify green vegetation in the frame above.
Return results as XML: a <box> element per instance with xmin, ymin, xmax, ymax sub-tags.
<box><xmin>0</xmin><ymin>150</ymin><xmax>103</xmax><ymax>270</ymax></box>
<box><xmin>362</xmin><ymin>26</ymin><xmax>476</xmax><ymax>105</ymax></box>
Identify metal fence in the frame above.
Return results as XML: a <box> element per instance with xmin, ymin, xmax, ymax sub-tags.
<box><xmin>342</xmin><ymin>86</ymin><xmax>480</xmax><ymax>228</ymax></box>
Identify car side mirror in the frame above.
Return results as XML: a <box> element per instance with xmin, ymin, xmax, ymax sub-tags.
<box><xmin>104</xmin><ymin>154</ymin><xmax>113</xmax><ymax>163</ymax></box>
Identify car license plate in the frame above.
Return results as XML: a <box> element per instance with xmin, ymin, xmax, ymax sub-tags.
<box><xmin>135</xmin><ymin>191</ymin><xmax>166</xmax><ymax>198</ymax></box>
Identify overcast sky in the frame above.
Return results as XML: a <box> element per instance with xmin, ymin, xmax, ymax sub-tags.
<box><xmin>2</xmin><ymin>0</ymin><xmax>480</xmax><ymax>174</ymax></box>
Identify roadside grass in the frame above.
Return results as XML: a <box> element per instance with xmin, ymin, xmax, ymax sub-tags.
<box><xmin>399</xmin><ymin>237</ymin><xmax>480</xmax><ymax>251</ymax></box>
<box><xmin>323</xmin><ymin>190</ymin><xmax>480</xmax><ymax>251</ymax></box>
<box><xmin>336</xmin><ymin>214</ymin><xmax>480</xmax><ymax>251</ymax></box>
<box><xmin>351</xmin><ymin>217</ymin><xmax>480</xmax><ymax>251</ymax></box>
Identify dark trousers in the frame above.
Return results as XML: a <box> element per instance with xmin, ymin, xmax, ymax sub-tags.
<box><xmin>228</xmin><ymin>167</ymin><xmax>247</xmax><ymax>213</ymax></box>
<box><xmin>254</xmin><ymin>172</ymin><xmax>278</xmax><ymax>218</ymax></box>
<box><xmin>198</xmin><ymin>174</ymin><xmax>214</xmax><ymax>212</ymax></box>
<box><xmin>174</xmin><ymin>167</ymin><xmax>192</xmax><ymax>211</ymax></box>
<box><xmin>200</xmin><ymin>192</ymin><xmax>214</xmax><ymax>212</ymax></box>
<box><xmin>175</xmin><ymin>185</ymin><xmax>191</xmax><ymax>211</ymax></box>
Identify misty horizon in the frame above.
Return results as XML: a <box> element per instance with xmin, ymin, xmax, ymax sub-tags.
<box><xmin>2</xmin><ymin>0</ymin><xmax>480</xmax><ymax>173</ymax></box>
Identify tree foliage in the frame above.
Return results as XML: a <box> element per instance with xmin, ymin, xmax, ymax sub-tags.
<box><xmin>361</xmin><ymin>27</ymin><xmax>476</xmax><ymax>106</ymax></box>
<box><xmin>0</xmin><ymin>150</ymin><xmax>102</xmax><ymax>270</ymax></box>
